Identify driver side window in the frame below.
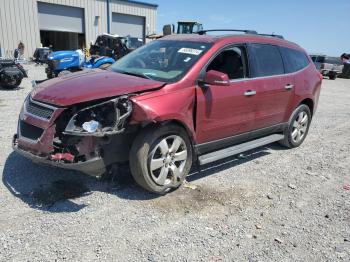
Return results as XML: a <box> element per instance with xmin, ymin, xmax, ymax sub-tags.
<box><xmin>207</xmin><ymin>46</ymin><xmax>247</xmax><ymax>80</ymax></box>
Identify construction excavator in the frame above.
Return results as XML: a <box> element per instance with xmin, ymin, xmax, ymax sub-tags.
<box><xmin>147</xmin><ymin>21</ymin><xmax>204</xmax><ymax>40</ymax></box>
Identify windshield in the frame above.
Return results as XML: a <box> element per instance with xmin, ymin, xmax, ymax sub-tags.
<box><xmin>110</xmin><ymin>40</ymin><xmax>212</xmax><ymax>82</ymax></box>
<box><xmin>121</xmin><ymin>36</ymin><xmax>144</xmax><ymax>49</ymax></box>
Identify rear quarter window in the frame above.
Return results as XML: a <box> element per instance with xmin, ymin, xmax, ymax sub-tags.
<box><xmin>279</xmin><ymin>47</ymin><xmax>310</xmax><ymax>73</ymax></box>
<box><xmin>248</xmin><ymin>44</ymin><xmax>284</xmax><ymax>77</ymax></box>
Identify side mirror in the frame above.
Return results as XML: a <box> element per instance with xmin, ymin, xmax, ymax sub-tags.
<box><xmin>204</xmin><ymin>70</ymin><xmax>230</xmax><ymax>86</ymax></box>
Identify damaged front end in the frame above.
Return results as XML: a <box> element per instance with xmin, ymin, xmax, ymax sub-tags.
<box><xmin>13</xmin><ymin>95</ymin><xmax>135</xmax><ymax>177</ymax></box>
<box><xmin>64</xmin><ymin>96</ymin><xmax>132</xmax><ymax>137</ymax></box>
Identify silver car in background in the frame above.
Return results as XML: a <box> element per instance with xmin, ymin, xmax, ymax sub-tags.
<box><xmin>310</xmin><ymin>54</ymin><xmax>343</xmax><ymax>80</ymax></box>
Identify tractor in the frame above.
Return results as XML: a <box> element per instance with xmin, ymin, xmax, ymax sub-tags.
<box><xmin>147</xmin><ymin>21</ymin><xmax>204</xmax><ymax>40</ymax></box>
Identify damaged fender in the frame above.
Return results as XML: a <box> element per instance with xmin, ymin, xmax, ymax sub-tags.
<box><xmin>130</xmin><ymin>87</ymin><xmax>197</xmax><ymax>141</ymax></box>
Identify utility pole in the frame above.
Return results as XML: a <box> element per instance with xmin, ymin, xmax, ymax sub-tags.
<box><xmin>107</xmin><ymin>0</ymin><xmax>111</xmax><ymax>34</ymax></box>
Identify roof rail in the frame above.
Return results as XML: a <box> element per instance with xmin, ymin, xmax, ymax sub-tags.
<box><xmin>258</xmin><ymin>33</ymin><xmax>284</xmax><ymax>39</ymax></box>
<box><xmin>198</xmin><ymin>29</ymin><xmax>258</xmax><ymax>35</ymax></box>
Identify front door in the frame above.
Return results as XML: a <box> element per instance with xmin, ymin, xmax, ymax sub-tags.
<box><xmin>196</xmin><ymin>45</ymin><xmax>256</xmax><ymax>145</ymax></box>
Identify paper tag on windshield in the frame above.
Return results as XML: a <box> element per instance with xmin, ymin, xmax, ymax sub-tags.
<box><xmin>178</xmin><ymin>48</ymin><xmax>203</xmax><ymax>55</ymax></box>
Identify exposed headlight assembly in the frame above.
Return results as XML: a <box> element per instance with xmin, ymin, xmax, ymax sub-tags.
<box><xmin>64</xmin><ymin>96</ymin><xmax>132</xmax><ymax>137</ymax></box>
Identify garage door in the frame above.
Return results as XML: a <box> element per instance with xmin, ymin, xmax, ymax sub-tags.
<box><xmin>37</xmin><ymin>2</ymin><xmax>84</xmax><ymax>33</ymax></box>
<box><xmin>111</xmin><ymin>13</ymin><xmax>145</xmax><ymax>40</ymax></box>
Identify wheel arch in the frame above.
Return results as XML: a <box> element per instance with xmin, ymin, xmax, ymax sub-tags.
<box><xmin>138</xmin><ymin>119</ymin><xmax>198</xmax><ymax>160</ymax></box>
<box><xmin>141</xmin><ymin>119</ymin><xmax>196</xmax><ymax>142</ymax></box>
<box><xmin>299</xmin><ymin>98</ymin><xmax>314</xmax><ymax>117</ymax></box>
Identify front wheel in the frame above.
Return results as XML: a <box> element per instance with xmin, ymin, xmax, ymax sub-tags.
<box><xmin>279</xmin><ymin>104</ymin><xmax>311</xmax><ymax>148</ymax></box>
<box><xmin>130</xmin><ymin>124</ymin><xmax>193</xmax><ymax>194</ymax></box>
<box><xmin>1</xmin><ymin>78</ymin><xmax>22</xmax><ymax>89</ymax></box>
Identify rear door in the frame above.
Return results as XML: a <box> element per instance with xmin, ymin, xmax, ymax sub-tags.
<box><xmin>247</xmin><ymin>43</ymin><xmax>294</xmax><ymax>129</ymax></box>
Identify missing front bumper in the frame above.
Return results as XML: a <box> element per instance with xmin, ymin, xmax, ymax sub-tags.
<box><xmin>12</xmin><ymin>134</ymin><xmax>106</xmax><ymax>177</ymax></box>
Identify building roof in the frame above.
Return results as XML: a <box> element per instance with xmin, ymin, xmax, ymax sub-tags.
<box><xmin>117</xmin><ymin>0</ymin><xmax>158</xmax><ymax>8</ymax></box>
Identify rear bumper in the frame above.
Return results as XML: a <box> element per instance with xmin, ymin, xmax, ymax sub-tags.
<box><xmin>12</xmin><ymin>134</ymin><xmax>107</xmax><ymax>177</ymax></box>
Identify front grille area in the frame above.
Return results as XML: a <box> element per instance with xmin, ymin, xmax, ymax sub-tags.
<box><xmin>47</xmin><ymin>60</ymin><xmax>60</xmax><ymax>70</ymax></box>
<box><xmin>20</xmin><ymin>120</ymin><xmax>44</xmax><ymax>140</ymax></box>
<box><xmin>26</xmin><ymin>99</ymin><xmax>54</xmax><ymax>120</ymax></box>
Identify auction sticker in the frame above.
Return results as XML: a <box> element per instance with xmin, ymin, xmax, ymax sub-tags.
<box><xmin>178</xmin><ymin>48</ymin><xmax>203</xmax><ymax>55</ymax></box>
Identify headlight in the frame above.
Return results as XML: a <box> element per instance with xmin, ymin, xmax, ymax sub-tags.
<box><xmin>19</xmin><ymin>95</ymin><xmax>30</xmax><ymax>120</ymax></box>
<box><xmin>64</xmin><ymin>96</ymin><xmax>132</xmax><ymax>136</ymax></box>
<box><xmin>60</xmin><ymin>57</ymin><xmax>74</xmax><ymax>63</ymax></box>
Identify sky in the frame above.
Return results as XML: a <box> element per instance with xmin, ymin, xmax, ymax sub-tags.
<box><xmin>149</xmin><ymin>0</ymin><xmax>350</xmax><ymax>56</ymax></box>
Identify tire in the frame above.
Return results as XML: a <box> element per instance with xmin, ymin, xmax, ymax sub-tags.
<box><xmin>279</xmin><ymin>104</ymin><xmax>311</xmax><ymax>148</ymax></box>
<box><xmin>99</xmin><ymin>63</ymin><xmax>112</xmax><ymax>70</ymax></box>
<box><xmin>1</xmin><ymin>78</ymin><xmax>22</xmax><ymax>89</ymax></box>
<box><xmin>329</xmin><ymin>73</ymin><xmax>337</xmax><ymax>80</ymax></box>
<box><xmin>129</xmin><ymin>124</ymin><xmax>193</xmax><ymax>194</ymax></box>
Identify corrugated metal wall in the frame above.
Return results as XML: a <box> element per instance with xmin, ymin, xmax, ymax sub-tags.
<box><xmin>0</xmin><ymin>0</ymin><xmax>157</xmax><ymax>58</ymax></box>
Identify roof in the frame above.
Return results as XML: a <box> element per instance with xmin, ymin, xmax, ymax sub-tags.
<box><xmin>117</xmin><ymin>0</ymin><xmax>158</xmax><ymax>8</ymax></box>
<box><xmin>160</xmin><ymin>34</ymin><xmax>302</xmax><ymax>50</ymax></box>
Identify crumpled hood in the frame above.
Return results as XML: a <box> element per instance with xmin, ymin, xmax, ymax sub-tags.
<box><xmin>32</xmin><ymin>70</ymin><xmax>165</xmax><ymax>106</ymax></box>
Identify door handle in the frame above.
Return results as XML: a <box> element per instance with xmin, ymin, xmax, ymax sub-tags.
<box><xmin>285</xmin><ymin>84</ymin><xmax>294</xmax><ymax>90</ymax></box>
<box><xmin>244</xmin><ymin>90</ymin><xmax>256</xmax><ymax>96</ymax></box>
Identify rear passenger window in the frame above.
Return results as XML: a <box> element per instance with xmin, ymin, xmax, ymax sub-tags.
<box><xmin>279</xmin><ymin>47</ymin><xmax>310</xmax><ymax>73</ymax></box>
<box><xmin>248</xmin><ymin>44</ymin><xmax>284</xmax><ymax>77</ymax></box>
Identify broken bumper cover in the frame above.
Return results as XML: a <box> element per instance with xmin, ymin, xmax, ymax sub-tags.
<box><xmin>12</xmin><ymin>135</ymin><xmax>106</xmax><ymax>177</ymax></box>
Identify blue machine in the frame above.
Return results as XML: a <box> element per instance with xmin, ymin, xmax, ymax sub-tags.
<box><xmin>45</xmin><ymin>50</ymin><xmax>115</xmax><ymax>78</ymax></box>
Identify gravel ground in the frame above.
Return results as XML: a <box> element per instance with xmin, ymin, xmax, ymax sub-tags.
<box><xmin>0</xmin><ymin>64</ymin><xmax>349</xmax><ymax>261</ymax></box>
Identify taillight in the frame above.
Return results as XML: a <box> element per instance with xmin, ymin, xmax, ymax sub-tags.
<box><xmin>318</xmin><ymin>72</ymin><xmax>323</xmax><ymax>80</ymax></box>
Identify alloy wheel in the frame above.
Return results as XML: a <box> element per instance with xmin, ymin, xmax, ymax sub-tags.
<box><xmin>149</xmin><ymin>135</ymin><xmax>188</xmax><ymax>186</ymax></box>
<box><xmin>291</xmin><ymin>111</ymin><xmax>309</xmax><ymax>143</ymax></box>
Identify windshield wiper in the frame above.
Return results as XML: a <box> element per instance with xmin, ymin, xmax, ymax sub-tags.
<box><xmin>116</xmin><ymin>70</ymin><xmax>153</xmax><ymax>80</ymax></box>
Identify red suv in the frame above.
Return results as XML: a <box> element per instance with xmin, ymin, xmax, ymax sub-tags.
<box><xmin>13</xmin><ymin>31</ymin><xmax>322</xmax><ymax>194</ymax></box>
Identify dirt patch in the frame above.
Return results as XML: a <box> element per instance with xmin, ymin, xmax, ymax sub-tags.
<box><xmin>150</xmin><ymin>183</ymin><xmax>248</xmax><ymax>215</ymax></box>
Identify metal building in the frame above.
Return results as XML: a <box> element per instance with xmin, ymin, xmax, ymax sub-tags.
<box><xmin>0</xmin><ymin>0</ymin><xmax>157</xmax><ymax>58</ymax></box>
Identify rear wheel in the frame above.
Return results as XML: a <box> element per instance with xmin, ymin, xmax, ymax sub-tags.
<box><xmin>130</xmin><ymin>124</ymin><xmax>193</xmax><ymax>194</ymax></box>
<box><xmin>1</xmin><ymin>78</ymin><xmax>22</xmax><ymax>89</ymax></box>
<box><xmin>279</xmin><ymin>104</ymin><xmax>311</xmax><ymax>148</ymax></box>
<box><xmin>329</xmin><ymin>73</ymin><xmax>337</xmax><ymax>80</ymax></box>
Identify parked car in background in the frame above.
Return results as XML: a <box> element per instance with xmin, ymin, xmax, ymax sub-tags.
<box><xmin>32</xmin><ymin>47</ymin><xmax>52</xmax><ymax>64</ymax></box>
<box><xmin>340</xmin><ymin>53</ymin><xmax>350</xmax><ymax>79</ymax></box>
<box><xmin>310</xmin><ymin>54</ymin><xmax>343</xmax><ymax>80</ymax></box>
<box><xmin>90</xmin><ymin>34</ymin><xmax>143</xmax><ymax>59</ymax></box>
<box><xmin>13</xmin><ymin>31</ymin><xmax>322</xmax><ymax>194</ymax></box>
